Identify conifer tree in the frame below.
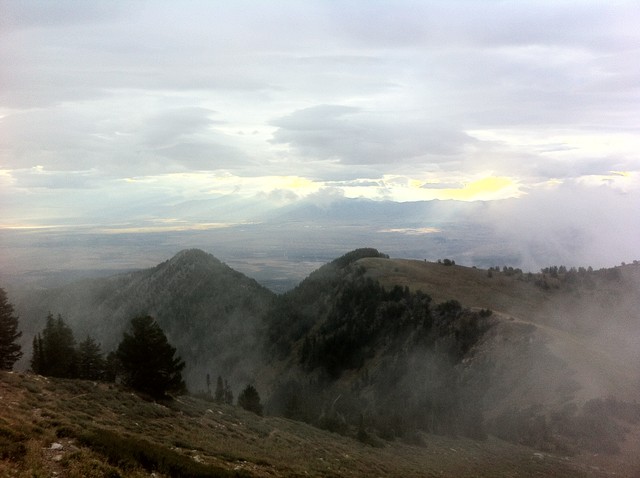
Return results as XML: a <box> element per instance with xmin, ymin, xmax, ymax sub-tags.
<box><xmin>238</xmin><ymin>384</ymin><xmax>263</xmax><ymax>416</ymax></box>
<box><xmin>31</xmin><ymin>335</ymin><xmax>43</xmax><ymax>374</ymax></box>
<box><xmin>32</xmin><ymin>313</ymin><xmax>77</xmax><ymax>378</ymax></box>
<box><xmin>224</xmin><ymin>379</ymin><xmax>233</xmax><ymax>405</ymax></box>
<box><xmin>103</xmin><ymin>351</ymin><xmax>120</xmax><ymax>383</ymax></box>
<box><xmin>0</xmin><ymin>288</ymin><xmax>23</xmax><ymax>370</ymax></box>
<box><xmin>77</xmin><ymin>335</ymin><xmax>105</xmax><ymax>380</ymax></box>
<box><xmin>116</xmin><ymin>316</ymin><xmax>185</xmax><ymax>399</ymax></box>
<box><xmin>214</xmin><ymin>375</ymin><xmax>225</xmax><ymax>403</ymax></box>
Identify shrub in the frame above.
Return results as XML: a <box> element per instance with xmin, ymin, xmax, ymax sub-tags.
<box><xmin>0</xmin><ymin>425</ymin><xmax>27</xmax><ymax>460</ymax></box>
<box><xmin>238</xmin><ymin>385</ymin><xmax>263</xmax><ymax>416</ymax></box>
<box><xmin>77</xmin><ymin>428</ymin><xmax>249</xmax><ymax>477</ymax></box>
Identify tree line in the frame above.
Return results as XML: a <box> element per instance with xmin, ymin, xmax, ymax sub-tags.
<box><xmin>0</xmin><ymin>287</ymin><xmax>23</xmax><ymax>371</ymax></box>
<box><xmin>265</xmin><ymin>257</ymin><xmax>493</xmax><ymax>442</ymax></box>
<box><xmin>30</xmin><ymin>313</ymin><xmax>186</xmax><ymax>399</ymax></box>
<box><xmin>1</xmin><ymin>287</ymin><xmax>263</xmax><ymax>412</ymax></box>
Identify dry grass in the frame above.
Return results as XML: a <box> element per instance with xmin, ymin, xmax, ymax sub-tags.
<box><xmin>361</xmin><ymin>258</ymin><xmax>640</xmax><ymax>402</ymax></box>
<box><xmin>357</xmin><ymin>258</ymin><xmax>640</xmax><ymax>475</ymax></box>
<box><xmin>0</xmin><ymin>371</ymin><xmax>619</xmax><ymax>477</ymax></box>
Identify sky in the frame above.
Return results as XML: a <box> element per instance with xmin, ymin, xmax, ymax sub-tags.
<box><xmin>1</xmin><ymin>0</ymin><xmax>639</xmax><ymax>277</ymax></box>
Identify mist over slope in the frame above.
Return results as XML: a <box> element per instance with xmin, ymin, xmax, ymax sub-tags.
<box><xmin>12</xmin><ymin>249</ymin><xmax>275</xmax><ymax>388</ymax></box>
<box><xmin>7</xmin><ymin>247</ymin><xmax>640</xmax><ymax>465</ymax></box>
<box><xmin>2</xmin><ymin>370</ymin><xmax>612</xmax><ymax>478</ymax></box>
<box><xmin>361</xmin><ymin>257</ymin><xmax>640</xmax><ymax>401</ymax></box>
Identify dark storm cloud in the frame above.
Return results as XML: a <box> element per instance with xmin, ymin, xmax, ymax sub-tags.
<box><xmin>10</xmin><ymin>168</ymin><xmax>102</xmax><ymax>190</ymax></box>
<box><xmin>142</xmin><ymin>108</ymin><xmax>221</xmax><ymax>149</ymax></box>
<box><xmin>0</xmin><ymin>104</ymin><xmax>251</xmax><ymax>174</ymax></box>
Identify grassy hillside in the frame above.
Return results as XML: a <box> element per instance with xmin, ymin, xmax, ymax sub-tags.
<box><xmin>357</xmin><ymin>257</ymin><xmax>640</xmax><ymax>452</ymax></box>
<box><xmin>0</xmin><ymin>371</ymin><xmax>625</xmax><ymax>478</ymax></box>
<box><xmin>360</xmin><ymin>258</ymin><xmax>640</xmax><ymax>333</ymax></box>
<box><xmin>359</xmin><ymin>257</ymin><xmax>640</xmax><ymax>401</ymax></box>
<box><xmin>7</xmin><ymin>249</ymin><xmax>640</xmax><ymax>475</ymax></box>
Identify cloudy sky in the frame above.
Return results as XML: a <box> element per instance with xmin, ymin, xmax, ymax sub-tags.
<box><xmin>1</xmin><ymin>1</ymin><xmax>639</xmax><ymax>274</ymax></box>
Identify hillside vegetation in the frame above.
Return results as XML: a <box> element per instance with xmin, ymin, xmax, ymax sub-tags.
<box><xmin>12</xmin><ymin>249</ymin><xmax>275</xmax><ymax>388</ymax></box>
<box><xmin>360</xmin><ymin>257</ymin><xmax>640</xmax><ymax>401</ymax></box>
<box><xmin>263</xmin><ymin>248</ymin><xmax>493</xmax><ymax>441</ymax></box>
<box><xmin>5</xmin><ymin>248</ymin><xmax>640</xmax><ymax>475</ymax></box>
<box><xmin>0</xmin><ymin>371</ymin><xmax>618</xmax><ymax>478</ymax></box>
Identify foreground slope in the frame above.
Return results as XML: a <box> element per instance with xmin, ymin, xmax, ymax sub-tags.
<box><xmin>0</xmin><ymin>371</ymin><xmax>618</xmax><ymax>478</ymax></box>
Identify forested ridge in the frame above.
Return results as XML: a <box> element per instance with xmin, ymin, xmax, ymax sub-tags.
<box><xmin>264</xmin><ymin>248</ymin><xmax>492</xmax><ymax>441</ymax></box>
<box><xmin>3</xmin><ymin>248</ymin><xmax>640</xmax><ymax>460</ymax></box>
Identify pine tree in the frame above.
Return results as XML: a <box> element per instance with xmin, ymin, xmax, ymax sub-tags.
<box><xmin>32</xmin><ymin>313</ymin><xmax>77</xmax><ymax>378</ymax></box>
<box><xmin>116</xmin><ymin>316</ymin><xmax>185</xmax><ymax>399</ymax></box>
<box><xmin>214</xmin><ymin>375</ymin><xmax>225</xmax><ymax>403</ymax></box>
<box><xmin>30</xmin><ymin>334</ymin><xmax>44</xmax><ymax>374</ymax></box>
<box><xmin>104</xmin><ymin>351</ymin><xmax>120</xmax><ymax>383</ymax></box>
<box><xmin>224</xmin><ymin>379</ymin><xmax>233</xmax><ymax>405</ymax></box>
<box><xmin>0</xmin><ymin>288</ymin><xmax>23</xmax><ymax>370</ymax></box>
<box><xmin>238</xmin><ymin>384</ymin><xmax>263</xmax><ymax>416</ymax></box>
<box><xmin>77</xmin><ymin>336</ymin><xmax>105</xmax><ymax>380</ymax></box>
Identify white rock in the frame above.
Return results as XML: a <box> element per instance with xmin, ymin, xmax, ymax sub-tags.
<box><xmin>50</xmin><ymin>442</ymin><xmax>63</xmax><ymax>451</ymax></box>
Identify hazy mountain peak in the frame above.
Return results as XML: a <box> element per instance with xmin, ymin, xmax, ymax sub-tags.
<box><xmin>168</xmin><ymin>248</ymin><xmax>220</xmax><ymax>266</ymax></box>
<box><xmin>330</xmin><ymin>247</ymin><xmax>389</xmax><ymax>269</ymax></box>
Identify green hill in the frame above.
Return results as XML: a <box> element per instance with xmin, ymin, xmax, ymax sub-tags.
<box><xmin>7</xmin><ymin>249</ymin><xmax>640</xmax><ymax>474</ymax></box>
<box><xmin>259</xmin><ymin>251</ymin><xmax>640</xmax><ymax>458</ymax></box>
<box><xmin>13</xmin><ymin>249</ymin><xmax>275</xmax><ymax>389</ymax></box>
<box><xmin>359</xmin><ymin>257</ymin><xmax>640</xmax><ymax>402</ymax></box>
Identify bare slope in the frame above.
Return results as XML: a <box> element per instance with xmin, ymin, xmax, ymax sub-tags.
<box><xmin>0</xmin><ymin>371</ymin><xmax>618</xmax><ymax>478</ymax></box>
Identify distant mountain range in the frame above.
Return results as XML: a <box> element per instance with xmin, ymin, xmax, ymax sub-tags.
<box><xmin>5</xmin><ymin>194</ymin><xmax>627</xmax><ymax>296</ymax></box>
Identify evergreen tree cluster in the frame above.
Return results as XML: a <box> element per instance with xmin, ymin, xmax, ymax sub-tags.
<box><xmin>30</xmin><ymin>314</ymin><xmax>185</xmax><ymax>399</ymax></box>
<box><xmin>31</xmin><ymin>313</ymin><xmax>106</xmax><ymax>380</ymax></box>
<box><xmin>0</xmin><ymin>287</ymin><xmax>23</xmax><ymax>370</ymax></box>
<box><xmin>266</xmin><ymin>259</ymin><xmax>494</xmax><ymax>441</ymax></box>
<box><xmin>238</xmin><ymin>384</ymin><xmax>263</xmax><ymax>416</ymax></box>
<box><xmin>114</xmin><ymin>316</ymin><xmax>186</xmax><ymax>399</ymax></box>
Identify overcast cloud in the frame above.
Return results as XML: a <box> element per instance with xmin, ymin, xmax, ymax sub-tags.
<box><xmin>0</xmin><ymin>0</ymin><xmax>638</xmax><ymax>271</ymax></box>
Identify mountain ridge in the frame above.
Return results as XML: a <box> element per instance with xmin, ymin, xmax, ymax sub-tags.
<box><xmin>11</xmin><ymin>248</ymin><xmax>276</xmax><ymax>388</ymax></box>
<box><xmin>6</xmin><ymin>247</ymin><xmax>640</xmax><ymax>468</ymax></box>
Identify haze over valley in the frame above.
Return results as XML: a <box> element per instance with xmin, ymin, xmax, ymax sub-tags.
<box><xmin>3</xmin><ymin>248</ymin><xmax>640</xmax><ymax>476</ymax></box>
<box><xmin>1</xmin><ymin>0</ymin><xmax>639</xmax><ymax>291</ymax></box>
<box><xmin>1</xmin><ymin>1</ymin><xmax>640</xmax><ymax>476</ymax></box>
